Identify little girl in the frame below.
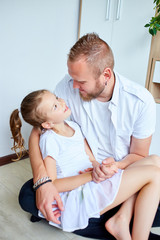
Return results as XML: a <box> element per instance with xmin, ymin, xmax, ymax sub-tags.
<box><xmin>10</xmin><ymin>89</ymin><xmax>160</xmax><ymax>240</ymax></box>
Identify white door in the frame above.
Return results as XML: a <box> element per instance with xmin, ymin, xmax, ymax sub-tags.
<box><xmin>80</xmin><ymin>0</ymin><xmax>114</xmax><ymax>46</ymax></box>
<box><xmin>80</xmin><ymin>0</ymin><xmax>154</xmax><ymax>86</ymax></box>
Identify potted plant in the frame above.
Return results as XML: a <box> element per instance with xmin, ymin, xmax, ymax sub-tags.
<box><xmin>145</xmin><ymin>0</ymin><xmax>160</xmax><ymax>35</ymax></box>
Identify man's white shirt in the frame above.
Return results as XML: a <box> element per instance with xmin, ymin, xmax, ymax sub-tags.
<box><xmin>54</xmin><ymin>72</ymin><xmax>156</xmax><ymax>163</ymax></box>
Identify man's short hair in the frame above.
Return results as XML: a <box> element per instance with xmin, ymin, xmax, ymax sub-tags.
<box><xmin>68</xmin><ymin>33</ymin><xmax>114</xmax><ymax>78</ymax></box>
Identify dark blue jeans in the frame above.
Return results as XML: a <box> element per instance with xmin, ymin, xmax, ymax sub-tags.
<box><xmin>19</xmin><ymin>179</ymin><xmax>160</xmax><ymax>240</ymax></box>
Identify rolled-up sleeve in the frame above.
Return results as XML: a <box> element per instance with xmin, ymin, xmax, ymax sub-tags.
<box><xmin>132</xmin><ymin>94</ymin><xmax>156</xmax><ymax>139</ymax></box>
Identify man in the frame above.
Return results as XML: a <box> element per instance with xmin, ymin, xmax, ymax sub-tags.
<box><xmin>19</xmin><ymin>33</ymin><xmax>160</xmax><ymax>239</ymax></box>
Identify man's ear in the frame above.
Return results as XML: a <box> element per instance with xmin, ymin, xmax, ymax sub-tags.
<box><xmin>103</xmin><ymin>68</ymin><xmax>112</xmax><ymax>81</ymax></box>
<box><xmin>41</xmin><ymin>121</ymin><xmax>52</xmax><ymax>129</ymax></box>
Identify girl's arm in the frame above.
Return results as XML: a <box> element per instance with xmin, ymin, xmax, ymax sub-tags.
<box><xmin>84</xmin><ymin>138</ymin><xmax>118</xmax><ymax>183</ymax></box>
<box><xmin>84</xmin><ymin>138</ymin><xmax>97</xmax><ymax>163</ymax></box>
<box><xmin>84</xmin><ymin>138</ymin><xmax>101</xmax><ymax>169</ymax></box>
<box><xmin>44</xmin><ymin>156</ymin><xmax>92</xmax><ymax>193</ymax></box>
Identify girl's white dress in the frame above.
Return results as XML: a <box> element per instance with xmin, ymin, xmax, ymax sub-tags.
<box><xmin>39</xmin><ymin>120</ymin><xmax>123</xmax><ymax>232</ymax></box>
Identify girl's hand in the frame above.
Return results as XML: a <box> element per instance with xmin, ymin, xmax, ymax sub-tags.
<box><xmin>92</xmin><ymin>161</ymin><xmax>106</xmax><ymax>183</ymax></box>
<box><xmin>79</xmin><ymin>168</ymin><xmax>93</xmax><ymax>174</ymax></box>
<box><xmin>92</xmin><ymin>157</ymin><xmax>118</xmax><ymax>183</ymax></box>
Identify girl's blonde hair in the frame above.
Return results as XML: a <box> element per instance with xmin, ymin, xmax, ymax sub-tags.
<box><xmin>10</xmin><ymin>89</ymin><xmax>48</xmax><ymax>160</ymax></box>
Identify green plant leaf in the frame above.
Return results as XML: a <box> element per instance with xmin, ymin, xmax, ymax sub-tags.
<box><xmin>145</xmin><ymin>0</ymin><xmax>160</xmax><ymax>36</ymax></box>
<box><xmin>149</xmin><ymin>28</ymin><xmax>154</xmax><ymax>35</ymax></box>
<box><xmin>151</xmin><ymin>18</ymin><xmax>156</xmax><ymax>23</ymax></box>
<box><xmin>153</xmin><ymin>27</ymin><xmax>157</xmax><ymax>34</ymax></box>
<box><xmin>155</xmin><ymin>23</ymin><xmax>160</xmax><ymax>27</ymax></box>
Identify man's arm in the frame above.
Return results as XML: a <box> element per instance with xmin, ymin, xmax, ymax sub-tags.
<box><xmin>101</xmin><ymin>135</ymin><xmax>152</xmax><ymax>175</ymax></box>
<box><xmin>29</xmin><ymin>128</ymin><xmax>47</xmax><ymax>182</ymax></box>
<box><xmin>94</xmin><ymin>135</ymin><xmax>152</xmax><ymax>182</ymax></box>
<box><xmin>29</xmin><ymin>128</ymin><xmax>63</xmax><ymax>223</ymax></box>
<box><xmin>116</xmin><ymin>135</ymin><xmax>152</xmax><ymax>169</ymax></box>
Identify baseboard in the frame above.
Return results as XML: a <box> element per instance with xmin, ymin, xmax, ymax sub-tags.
<box><xmin>0</xmin><ymin>152</ymin><xmax>29</xmax><ymax>166</ymax></box>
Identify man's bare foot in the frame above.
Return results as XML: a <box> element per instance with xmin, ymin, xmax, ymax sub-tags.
<box><xmin>105</xmin><ymin>214</ymin><xmax>132</xmax><ymax>240</ymax></box>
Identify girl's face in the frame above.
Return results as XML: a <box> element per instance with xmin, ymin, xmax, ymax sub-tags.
<box><xmin>37</xmin><ymin>91</ymin><xmax>71</xmax><ymax>127</ymax></box>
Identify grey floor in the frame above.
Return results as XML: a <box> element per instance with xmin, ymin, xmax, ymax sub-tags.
<box><xmin>0</xmin><ymin>158</ymin><xmax>160</xmax><ymax>240</ymax></box>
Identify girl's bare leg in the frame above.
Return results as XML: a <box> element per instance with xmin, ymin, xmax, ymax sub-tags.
<box><xmin>105</xmin><ymin>155</ymin><xmax>160</xmax><ymax>240</ymax></box>
<box><xmin>132</xmin><ymin>176</ymin><xmax>160</xmax><ymax>240</ymax></box>
<box><xmin>105</xmin><ymin>194</ymin><xmax>136</xmax><ymax>240</ymax></box>
<box><xmin>127</xmin><ymin>154</ymin><xmax>160</xmax><ymax>169</ymax></box>
<box><xmin>100</xmin><ymin>164</ymin><xmax>160</xmax><ymax>240</ymax></box>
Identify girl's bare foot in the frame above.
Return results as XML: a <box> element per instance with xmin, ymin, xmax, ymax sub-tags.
<box><xmin>105</xmin><ymin>213</ymin><xmax>132</xmax><ymax>240</ymax></box>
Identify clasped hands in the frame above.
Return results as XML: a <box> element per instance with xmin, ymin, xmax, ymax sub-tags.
<box><xmin>37</xmin><ymin>157</ymin><xmax>118</xmax><ymax>224</ymax></box>
<box><xmin>79</xmin><ymin>157</ymin><xmax>119</xmax><ymax>183</ymax></box>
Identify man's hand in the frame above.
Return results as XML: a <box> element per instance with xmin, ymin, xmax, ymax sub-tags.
<box><xmin>92</xmin><ymin>157</ymin><xmax>118</xmax><ymax>183</ymax></box>
<box><xmin>36</xmin><ymin>182</ymin><xmax>64</xmax><ymax>224</ymax></box>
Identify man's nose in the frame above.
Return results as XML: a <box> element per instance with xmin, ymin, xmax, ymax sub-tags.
<box><xmin>73</xmin><ymin>80</ymin><xmax>80</xmax><ymax>89</ymax></box>
<box><xmin>59</xmin><ymin>98</ymin><xmax>65</xmax><ymax>106</ymax></box>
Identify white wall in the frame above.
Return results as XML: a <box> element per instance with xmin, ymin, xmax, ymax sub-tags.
<box><xmin>0</xmin><ymin>0</ymin><xmax>80</xmax><ymax>156</ymax></box>
<box><xmin>1</xmin><ymin>0</ymin><xmax>159</xmax><ymax>157</ymax></box>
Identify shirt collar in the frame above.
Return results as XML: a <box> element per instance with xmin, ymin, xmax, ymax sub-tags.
<box><xmin>110</xmin><ymin>72</ymin><xmax>119</xmax><ymax>106</ymax></box>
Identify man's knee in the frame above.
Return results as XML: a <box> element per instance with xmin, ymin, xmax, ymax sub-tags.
<box><xmin>19</xmin><ymin>179</ymin><xmax>35</xmax><ymax>213</ymax></box>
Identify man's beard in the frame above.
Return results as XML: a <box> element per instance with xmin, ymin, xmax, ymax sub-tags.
<box><xmin>79</xmin><ymin>81</ymin><xmax>105</xmax><ymax>102</ymax></box>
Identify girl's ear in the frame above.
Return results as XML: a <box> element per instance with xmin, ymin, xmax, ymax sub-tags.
<box><xmin>41</xmin><ymin>121</ymin><xmax>52</xmax><ymax>129</ymax></box>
